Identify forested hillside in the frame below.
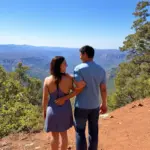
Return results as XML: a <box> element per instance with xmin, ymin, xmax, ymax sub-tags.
<box><xmin>0</xmin><ymin>63</ymin><xmax>43</xmax><ymax>138</ymax></box>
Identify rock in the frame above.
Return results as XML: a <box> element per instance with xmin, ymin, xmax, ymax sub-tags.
<box><xmin>68</xmin><ymin>145</ymin><xmax>72</xmax><ymax>149</ymax></box>
<box><xmin>138</xmin><ymin>103</ymin><xmax>143</xmax><ymax>107</ymax></box>
<box><xmin>1</xmin><ymin>146</ymin><xmax>12</xmax><ymax>150</ymax></box>
<box><xmin>20</xmin><ymin>136</ymin><xmax>28</xmax><ymax>140</ymax></box>
<box><xmin>0</xmin><ymin>142</ymin><xmax>7</xmax><ymax>147</ymax></box>
<box><xmin>25</xmin><ymin>142</ymin><xmax>34</xmax><ymax>147</ymax></box>
<box><xmin>110</xmin><ymin>115</ymin><xmax>114</xmax><ymax>118</ymax></box>
<box><xmin>131</xmin><ymin>105</ymin><xmax>136</xmax><ymax>108</ymax></box>
<box><xmin>118</xmin><ymin>122</ymin><xmax>122</xmax><ymax>125</ymax></box>
<box><xmin>35</xmin><ymin>146</ymin><xmax>41</xmax><ymax>149</ymax></box>
<box><xmin>0</xmin><ymin>142</ymin><xmax>12</xmax><ymax>147</ymax></box>
<box><xmin>100</xmin><ymin>113</ymin><xmax>109</xmax><ymax>118</ymax></box>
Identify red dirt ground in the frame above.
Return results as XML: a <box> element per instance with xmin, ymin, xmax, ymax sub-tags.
<box><xmin>0</xmin><ymin>99</ymin><xmax>150</xmax><ymax>150</ymax></box>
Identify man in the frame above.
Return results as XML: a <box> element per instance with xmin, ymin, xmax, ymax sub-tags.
<box><xmin>55</xmin><ymin>45</ymin><xmax>107</xmax><ymax>150</ymax></box>
<box><xmin>73</xmin><ymin>45</ymin><xmax>107</xmax><ymax>150</ymax></box>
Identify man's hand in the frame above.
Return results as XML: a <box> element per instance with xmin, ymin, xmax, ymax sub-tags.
<box><xmin>100</xmin><ymin>83</ymin><xmax>107</xmax><ymax>114</ymax></box>
<box><xmin>100</xmin><ymin>103</ymin><xmax>107</xmax><ymax>114</ymax></box>
<box><xmin>55</xmin><ymin>98</ymin><xmax>66</xmax><ymax>106</ymax></box>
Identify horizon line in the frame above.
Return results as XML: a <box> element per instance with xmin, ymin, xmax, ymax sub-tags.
<box><xmin>0</xmin><ymin>43</ymin><xmax>120</xmax><ymax>50</ymax></box>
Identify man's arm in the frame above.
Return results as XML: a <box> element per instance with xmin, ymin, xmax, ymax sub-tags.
<box><xmin>100</xmin><ymin>84</ymin><xmax>107</xmax><ymax>105</ymax></box>
<box><xmin>59</xmin><ymin>73</ymin><xmax>86</xmax><ymax>100</ymax></box>
<box><xmin>55</xmin><ymin>67</ymin><xmax>85</xmax><ymax>105</ymax></box>
<box><xmin>99</xmin><ymin>70</ymin><xmax>107</xmax><ymax>114</ymax></box>
<box><xmin>55</xmin><ymin>80</ymin><xmax>85</xmax><ymax>105</ymax></box>
<box><xmin>66</xmin><ymin>73</ymin><xmax>86</xmax><ymax>99</ymax></box>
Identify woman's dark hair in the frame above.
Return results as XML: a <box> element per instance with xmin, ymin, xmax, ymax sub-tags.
<box><xmin>50</xmin><ymin>56</ymin><xmax>65</xmax><ymax>85</ymax></box>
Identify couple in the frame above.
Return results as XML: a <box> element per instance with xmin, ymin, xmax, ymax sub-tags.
<box><xmin>42</xmin><ymin>45</ymin><xmax>107</xmax><ymax>150</ymax></box>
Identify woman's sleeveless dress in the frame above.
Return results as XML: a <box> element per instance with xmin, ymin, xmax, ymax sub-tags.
<box><xmin>44</xmin><ymin>87</ymin><xmax>73</xmax><ymax>132</ymax></box>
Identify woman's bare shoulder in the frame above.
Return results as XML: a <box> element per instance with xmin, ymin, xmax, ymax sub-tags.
<box><xmin>65</xmin><ymin>73</ymin><xmax>73</xmax><ymax>80</ymax></box>
<box><xmin>44</xmin><ymin>75</ymin><xmax>54</xmax><ymax>84</ymax></box>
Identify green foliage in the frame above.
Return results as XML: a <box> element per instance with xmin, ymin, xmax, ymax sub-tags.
<box><xmin>0</xmin><ymin>63</ymin><xmax>43</xmax><ymax>138</ymax></box>
<box><xmin>107</xmin><ymin>67</ymin><xmax>118</xmax><ymax>95</ymax></box>
<box><xmin>109</xmin><ymin>0</ymin><xmax>150</xmax><ymax>110</ymax></box>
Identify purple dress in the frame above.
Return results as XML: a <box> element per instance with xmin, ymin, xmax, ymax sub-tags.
<box><xmin>44</xmin><ymin>88</ymin><xmax>73</xmax><ymax>132</ymax></box>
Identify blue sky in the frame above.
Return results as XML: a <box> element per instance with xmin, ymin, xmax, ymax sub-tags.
<box><xmin>0</xmin><ymin>0</ymin><xmax>139</xmax><ymax>49</ymax></box>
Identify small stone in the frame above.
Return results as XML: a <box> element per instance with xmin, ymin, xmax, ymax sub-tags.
<box><xmin>20</xmin><ymin>136</ymin><xmax>28</xmax><ymax>140</ymax></box>
<box><xmin>35</xmin><ymin>146</ymin><xmax>41</xmax><ymax>149</ymax></box>
<box><xmin>100</xmin><ymin>113</ymin><xmax>109</xmax><ymax>118</ymax></box>
<box><xmin>110</xmin><ymin>115</ymin><xmax>114</xmax><ymax>118</ymax></box>
<box><xmin>68</xmin><ymin>145</ymin><xmax>72</xmax><ymax>149</ymax></box>
<box><xmin>1</xmin><ymin>142</ymin><xmax>8</xmax><ymax>147</ymax></box>
<box><xmin>0</xmin><ymin>142</ymin><xmax>11</xmax><ymax>147</ymax></box>
<box><xmin>1</xmin><ymin>146</ymin><xmax>12</xmax><ymax>150</ymax></box>
<box><xmin>131</xmin><ymin>105</ymin><xmax>136</xmax><ymax>108</ymax></box>
<box><xmin>25</xmin><ymin>142</ymin><xmax>34</xmax><ymax>147</ymax></box>
<box><xmin>138</xmin><ymin>103</ymin><xmax>143</xmax><ymax>107</ymax></box>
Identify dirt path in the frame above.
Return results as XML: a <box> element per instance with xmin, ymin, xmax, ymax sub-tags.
<box><xmin>1</xmin><ymin>99</ymin><xmax>150</xmax><ymax>150</ymax></box>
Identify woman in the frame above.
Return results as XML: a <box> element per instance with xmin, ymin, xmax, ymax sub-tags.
<box><xmin>42</xmin><ymin>56</ymin><xmax>85</xmax><ymax>150</ymax></box>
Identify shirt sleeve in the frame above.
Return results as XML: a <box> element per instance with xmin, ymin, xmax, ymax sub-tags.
<box><xmin>74</xmin><ymin>67</ymin><xmax>83</xmax><ymax>82</ymax></box>
<box><xmin>101</xmin><ymin>69</ymin><xmax>106</xmax><ymax>84</ymax></box>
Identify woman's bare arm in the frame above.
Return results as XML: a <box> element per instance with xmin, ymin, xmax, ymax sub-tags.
<box><xmin>42</xmin><ymin>78</ymin><xmax>49</xmax><ymax>119</ymax></box>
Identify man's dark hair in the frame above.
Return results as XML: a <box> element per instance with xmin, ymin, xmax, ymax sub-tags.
<box><xmin>79</xmin><ymin>45</ymin><xmax>95</xmax><ymax>58</ymax></box>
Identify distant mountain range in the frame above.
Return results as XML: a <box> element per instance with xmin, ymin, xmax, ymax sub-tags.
<box><xmin>0</xmin><ymin>44</ymin><xmax>127</xmax><ymax>80</ymax></box>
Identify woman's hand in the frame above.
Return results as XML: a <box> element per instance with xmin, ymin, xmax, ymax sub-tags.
<box><xmin>55</xmin><ymin>97</ymin><xmax>66</xmax><ymax>106</ymax></box>
<box><xmin>55</xmin><ymin>87</ymin><xmax>84</xmax><ymax>106</ymax></box>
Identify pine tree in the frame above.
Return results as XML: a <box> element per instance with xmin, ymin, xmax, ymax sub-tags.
<box><xmin>109</xmin><ymin>0</ymin><xmax>150</xmax><ymax>109</ymax></box>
